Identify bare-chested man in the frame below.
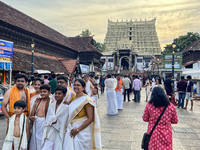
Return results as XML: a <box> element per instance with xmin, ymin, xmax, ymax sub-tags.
<box><xmin>1</xmin><ymin>73</ymin><xmax>30</xmax><ymax>126</ymax></box>
<box><xmin>115</xmin><ymin>75</ymin><xmax>125</xmax><ymax>110</ymax></box>
<box><xmin>52</xmin><ymin>76</ymin><xmax>76</xmax><ymax>103</ymax></box>
<box><xmin>84</xmin><ymin>75</ymin><xmax>93</xmax><ymax>97</ymax></box>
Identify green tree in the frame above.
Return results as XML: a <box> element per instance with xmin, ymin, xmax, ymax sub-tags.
<box><xmin>164</xmin><ymin>32</ymin><xmax>200</xmax><ymax>53</ymax></box>
<box><xmin>77</xmin><ymin>29</ymin><xmax>106</xmax><ymax>52</ymax></box>
<box><xmin>79</xmin><ymin>29</ymin><xmax>91</xmax><ymax>37</ymax></box>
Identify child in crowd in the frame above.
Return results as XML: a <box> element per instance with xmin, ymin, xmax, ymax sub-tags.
<box><xmin>91</xmin><ymin>83</ymin><xmax>99</xmax><ymax>106</ymax></box>
<box><xmin>42</xmin><ymin>86</ymin><xmax>69</xmax><ymax>150</ymax></box>
<box><xmin>29</xmin><ymin>84</ymin><xmax>52</xmax><ymax>150</ymax></box>
<box><xmin>2</xmin><ymin>100</ymin><xmax>29</xmax><ymax>150</ymax></box>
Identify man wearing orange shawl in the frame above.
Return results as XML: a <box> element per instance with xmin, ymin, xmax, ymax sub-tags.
<box><xmin>1</xmin><ymin>73</ymin><xmax>30</xmax><ymax>130</ymax></box>
<box><xmin>115</xmin><ymin>75</ymin><xmax>125</xmax><ymax>110</ymax></box>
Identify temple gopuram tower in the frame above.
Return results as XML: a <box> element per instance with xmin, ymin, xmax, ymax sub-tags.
<box><xmin>101</xmin><ymin>18</ymin><xmax>162</xmax><ymax>73</ymax></box>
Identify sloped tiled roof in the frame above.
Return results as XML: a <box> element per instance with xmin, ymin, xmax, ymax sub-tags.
<box><xmin>13</xmin><ymin>48</ymin><xmax>67</xmax><ymax>73</ymax></box>
<box><xmin>58</xmin><ymin>59</ymin><xmax>77</xmax><ymax>74</ymax></box>
<box><xmin>183</xmin><ymin>59</ymin><xmax>200</xmax><ymax>67</ymax></box>
<box><xmin>68</xmin><ymin>36</ymin><xmax>102</xmax><ymax>54</ymax></box>
<box><xmin>182</xmin><ymin>39</ymin><xmax>200</xmax><ymax>54</ymax></box>
<box><xmin>0</xmin><ymin>1</ymin><xmax>75</xmax><ymax>50</ymax></box>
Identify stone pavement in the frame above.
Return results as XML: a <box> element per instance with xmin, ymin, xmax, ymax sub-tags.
<box><xmin>0</xmin><ymin>88</ymin><xmax>200</xmax><ymax>149</ymax></box>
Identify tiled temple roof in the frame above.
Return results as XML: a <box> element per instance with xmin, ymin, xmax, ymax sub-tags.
<box><xmin>182</xmin><ymin>39</ymin><xmax>200</xmax><ymax>54</ymax></box>
<box><xmin>58</xmin><ymin>58</ymin><xmax>77</xmax><ymax>74</ymax></box>
<box><xmin>69</xmin><ymin>36</ymin><xmax>102</xmax><ymax>54</ymax></box>
<box><xmin>13</xmin><ymin>48</ymin><xmax>67</xmax><ymax>73</ymax></box>
<box><xmin>0</xmin><ymin>1</ymin><xmax>75</xmax><ymax>50</ymax></box>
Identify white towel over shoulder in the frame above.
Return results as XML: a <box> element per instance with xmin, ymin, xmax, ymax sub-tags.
<box><xmin>42</xmin><ymin>101</ymin><xmax>69</xmax><ymax>150</ymax></box>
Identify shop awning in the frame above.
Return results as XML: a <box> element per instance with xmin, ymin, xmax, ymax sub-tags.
<box><xmin>0</xmin><ymin>62</ymin><xmax>12</xmax><ymax>71</ymax></box>
<box><xmin>35</xmin><ymin>70</ymin><xmax>51</xmax><ymax>74</ymax></box>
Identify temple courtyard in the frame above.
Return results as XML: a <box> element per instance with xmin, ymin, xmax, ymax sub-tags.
<box><xmin>0</xmin><ymin>88</ymin><xmax>200</xmax><ymax>149</ymax></box>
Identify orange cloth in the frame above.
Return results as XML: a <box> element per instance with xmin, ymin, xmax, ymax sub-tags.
<box><xmin>115</xmin><ymin>79</ymin><xmax>121</xmax><ymax>92</ymax></box>
<box><xmin>9</xmin><ymin>85</ymin><xmax>30</xmax><ymax>117</ymax></box>
<box><xmin>30</xmin><ymin>91</ymin><xmax>36</xmax><ymax>99</ymax></box>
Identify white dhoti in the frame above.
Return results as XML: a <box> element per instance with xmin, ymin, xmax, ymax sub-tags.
<box><xmin>42</xmin><ymin>139</ymin><xmax>55</xmax><ymax>150</ymax></box>
<box><xmin>91</xmin><ymin>94</ymin><xmax>98</xmax><ymax>106</ymax></box>
<box><xmin>85</xmin><ymin>81</ymin><xmax>92</xmax><ymax>97</ymax></box>
<box><xmin>106</xmin><ymin>89</ymin><xmax>118</xmax><ymax>115</ymax></box>
<box><xmin>116</xmin><ymin>89</ymin><xmax>124</xmax><ymax>109</ymax></box>
<box><xmin>30</xmin><ymin>117</ymin><xmax>45</xmax><ymax>150</ymax></box>
<box><xmin>13</xmin><ymin>137</ymin><xmax>20</xmax><ymax>150</ymax></box>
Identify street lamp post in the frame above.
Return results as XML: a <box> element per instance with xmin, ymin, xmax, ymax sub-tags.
<box><xmin>172</xmin><ymin>40</ymin><xmax>177</xmax><ymax>81</ymax></box>
<box><xmin>31</xmin><ymin>40</ymin><xmax>35</xmax><ymax>76</ymax></box>
<box><xmin>157</xmin><ymin>58</ymin><xmax>159</xmax><ymax>76</ymax></box>
<box><xmin>76</xmin><ymin>55</ymin><xmax>79</xmax><ymax>76</ymax></box>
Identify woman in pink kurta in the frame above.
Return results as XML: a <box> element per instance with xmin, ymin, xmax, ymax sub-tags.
<box><xmin>142</xmin><ymin>86</ymin><xmax>178</xmax><ymax>150</ymax></box>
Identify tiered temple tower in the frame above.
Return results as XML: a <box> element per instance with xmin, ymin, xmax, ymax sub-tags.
<box><xmin>102</xmin><ymin>18</ymin><xmax>162</xmax><ymax>72</ymax></box>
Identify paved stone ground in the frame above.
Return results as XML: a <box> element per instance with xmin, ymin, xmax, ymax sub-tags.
<box><xmin>0</xmin><ymin>88</ymin><xmax>200</xmax><ymax>149</ymax></box>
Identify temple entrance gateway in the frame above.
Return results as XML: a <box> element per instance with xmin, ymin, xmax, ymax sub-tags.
<box><xmin>121</xmin><ymin>57</ymin><xmax>129</xmax><ymax>70</ymax></box>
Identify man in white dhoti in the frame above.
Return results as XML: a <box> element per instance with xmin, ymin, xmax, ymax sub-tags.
<box><xmin>41</xmin><ymin>86</ymin><xmax>69</xmax><ymax>150</ymax></box>
<box><xmin>115</xmin><ymin>75</ymin><xmax>125</xmax><ymax>110</ymax></box>
<box><xmin>63</xmin><ymin>79</ymin><xmax>102</xmax><ymax>150</ymax></box>
<box><xmin>84</xmin><ymin>75</ymin><xmax>93</xmax><ymax>97</ymax></box>
<box><xmin>105</xmin><ymin>74</ymin><xmax>118</xmax><ymax>115</ymax></box>
<box><xmin>144</xmin><ymin>78</ymin><xmax>153</xmax><ymax>102</ymax></box>
<box><xmin>52</xmin><ymin>76</ymin><xmax>76</xmax><ymax>103</ymax></box>
<box><xmin>29</xmin><ymin>85</ymin><xmax>52</xmax><ymax>150</ymax></box>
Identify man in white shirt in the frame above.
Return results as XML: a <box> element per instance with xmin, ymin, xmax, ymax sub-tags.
<box><xmin>123</xmin><ymin>75</ymin><xmax>131</xmax><ymax>102</ymax></box>
<box><xmin>132</xmin><ymin>75</ymin><xmax>142</xmax><ymax>102</ymax></box>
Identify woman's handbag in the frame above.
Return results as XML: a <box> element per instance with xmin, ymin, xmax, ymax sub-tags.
<box><xmin>141</xmin><ymin>105</ymin><xmax>168</xmax><ymax>150</ymax></box>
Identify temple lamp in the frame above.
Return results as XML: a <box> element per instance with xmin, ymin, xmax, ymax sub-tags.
<box><xmin>172</xmin><ymin>40</ymin><xmax>177</xmax><ymax>81</ymax></box>
<box><xmin>31</xmin><ymin>40</ymin><xmax>35</xmax><ymax>76</ymax></box>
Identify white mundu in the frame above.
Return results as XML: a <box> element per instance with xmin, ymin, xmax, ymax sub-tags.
<box><xmin>30</xmin><ymin>116</ymin><xmax>45</xmax><ymax>150</ymax></box>
<box><xmin>116</xmin><ymin>88</ymin><xmax>124</xmax><ymax>109</ymax></box>
<box><xmin>105</xmin><ymin>78</ymin><xmax>118</xmax><ymax>115</ymax></box>
<box><xmin>63</xmin><ymin>96</ymin><xmax>102</xmax><ymax>150</ymax></box>
<box><xmin>2</xmin><ymin>114</ymin><xmax>27</xmax><ymax>150</ymax></box>
<box><xmin>85</xmin><ymin>81</ymin><xmax>92</xmax><ymax>96</ymax></box>
<box><xmin>52</xmin><ymin>87</ymin><xmax>72</xmax><ymax>102</ymax></box>
<box><xmin>30</xmin><ymin>99</ymin><xmax>51</xmax><ymax>150</ymax></box>
<box><xmin>41</xmin><ymin>101</ymin><xmax>69</xmax><ymax>150</ymax></box>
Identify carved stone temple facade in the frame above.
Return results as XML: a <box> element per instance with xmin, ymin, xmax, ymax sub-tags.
<box><xmin>101</xmin><ymin>18</ymin><xmax>162</xmax><ymax>73</ymax></box>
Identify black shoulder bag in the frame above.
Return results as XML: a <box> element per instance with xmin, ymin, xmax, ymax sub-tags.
<box><xmin>141</xmin><ymin>105</ymin><xmax>168</xmax><ymax>150</ymax></box>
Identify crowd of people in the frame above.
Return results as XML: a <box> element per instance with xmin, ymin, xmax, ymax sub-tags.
<box><xmin>0</xmin><ymin>71</ymin><xmax>195</xmax><ymax>150</ymax></box>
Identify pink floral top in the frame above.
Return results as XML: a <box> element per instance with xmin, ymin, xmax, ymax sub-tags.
<box><xmin>142</xmin><ymin>103</ymin><xmax>178</xmax><ymax>150</ymax></box>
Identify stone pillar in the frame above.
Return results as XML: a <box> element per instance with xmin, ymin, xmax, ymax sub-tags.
<box><xmin>117</xmin><ymin>50</ymin><xmax>119</xmax><ymax>71</ymax></box>
<box><xmin>129</xmin><ymin>53</ymin><xmax>132</xmax><ymax>70</ymax></box>
<box><xmin>134</xmin><ymin>55</ymin><xmax>137</xmax><ymax>71</ymax></box>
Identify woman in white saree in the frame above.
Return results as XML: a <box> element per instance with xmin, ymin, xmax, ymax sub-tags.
<box><xmin>63</xmin><ymin>79</ymin><xmax>102</xmax><ymax>150</ymax></box>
